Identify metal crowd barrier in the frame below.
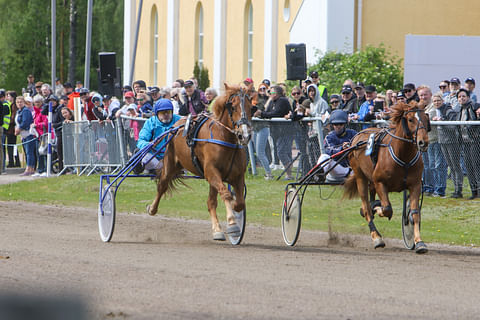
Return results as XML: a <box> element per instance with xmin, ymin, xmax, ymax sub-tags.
<box><xmin>59</xmin><ymin>114</ymin><xmax>480</xmax><ymax>195</ymax></box>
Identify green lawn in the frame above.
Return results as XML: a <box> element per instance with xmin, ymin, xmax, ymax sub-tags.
<box><xmin>0</xmin><ymin>171</ymin><xmax>479</xmax><ymax>247</ymax></box>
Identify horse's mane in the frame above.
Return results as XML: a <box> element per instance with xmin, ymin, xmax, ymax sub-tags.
<box><xmin>389</xmin><ymin>101</ymin><xmax>425</xmax><ymax>129</ymax></box>
<box><xmin>211</xmin><ymin>84</ymin><xmax>241</xmax><ymax>119</ymax></box>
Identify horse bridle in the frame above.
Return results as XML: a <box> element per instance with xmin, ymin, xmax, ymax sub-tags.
<box><xmin>223</xmin><ymin>89</ymin><xmax>252</xmax><ymax>145</ymax></box>
<box><xmin>389</xmin><ymin>108</ymin><xmax>430</xmax><ymax>145</ymax></box>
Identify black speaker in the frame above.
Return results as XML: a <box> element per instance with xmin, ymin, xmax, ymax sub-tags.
<box><xmin>285</xmin><ymin>43</ymin><xmax>307</xmax><ymax>81</ymax></box>
<box><xmin>99</xmin><ymin>52</ymin><xmax>116</xmax><ymax>80</ymax></box>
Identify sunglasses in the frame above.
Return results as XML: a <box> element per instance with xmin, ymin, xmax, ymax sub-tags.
<box><xmin>404</xmin><ymin>89</ymin><xmax>412</xmax><ymax>93</ymax></box>
<box><xmin>330</xmin><ymin>100</ymin><xmax>340</xmax><ymax>104</ymax></box>
<box><xmin>439</xmin><ymin>85</ymin><xmax>447</xmax><ymax>89</ymax></box>
<box><xmin>291</xmin><ymin>92</ymin><xmax>301</xmax><ymax>96</ymax></box>
<box><xmin>259</xmin><ymin>87</ymin><xmax>266</xmax><ymax>91</ymax></box>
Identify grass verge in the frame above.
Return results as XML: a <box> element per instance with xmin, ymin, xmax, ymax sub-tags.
<box><xmin>0</xmin><ymin>171</ymin><xmax>478</xmax><ymax>247</ymax></box>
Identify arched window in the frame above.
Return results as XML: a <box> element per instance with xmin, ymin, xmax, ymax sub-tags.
<box><xmin>151</xmin><ymin>6</ymin><xmax>159</xmax><ymax>85</ymax></box>
<box><xmin>246</xmin><ymin>1</ymin><xmax>253</xmax><ymax>77</ymax></box>
<box><xmin>196</xmin><ymin>3</ymin><xmax>204</xmax><ymax>68</ymax></box>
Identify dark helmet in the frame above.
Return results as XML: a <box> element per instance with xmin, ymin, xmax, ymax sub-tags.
<box><xmin>154</xmin><ymin>98</ymin><xmax>173</xmax><ymax>114</ymax></box>
<box><xmin>329</xmin><ymin>109</ymin><xmax>348</xmax><ymax>124</ymax></box>
<box><xmin>79</xmin><ymin>88</ymin><xmax>89</xmax><ymax>94</ymax></box>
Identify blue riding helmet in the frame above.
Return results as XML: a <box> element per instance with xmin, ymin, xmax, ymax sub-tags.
<box><xmin>330</xmin><ymin>109</ymin><xmax>348</xmax><ymax>124</ymax></box>
<box><xmin>154</xmin><ymin>98</ymin><xmax>173</xmax><ymax>114</ymax></box>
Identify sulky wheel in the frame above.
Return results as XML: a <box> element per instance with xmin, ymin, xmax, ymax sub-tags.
<box><xmin>401</xmin><ymin>190</ymin><xmax>418</xmax><ymax>250</ymax></box>
<box><xmin>227</xmin><ymin>206</ymin><xmax>246</xmax><ymax>245</ymax></box>
<box><xmin>281</xmin><ymin>186</ymin><xmax>302</xmax><ymax>246</ymax></box>
<box><xmin>98</xmin><ymin>185</ymin><xmax>116</xmax><ymax>242</ymax></box>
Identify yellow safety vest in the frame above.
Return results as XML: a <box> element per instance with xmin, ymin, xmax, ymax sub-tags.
<box><xmin>2</xmin><ymin>101</ymin><xmax>11</xmax><ymax>130</ymax></box>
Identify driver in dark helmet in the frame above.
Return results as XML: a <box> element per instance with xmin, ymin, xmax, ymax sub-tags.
<box><xmin>136</xmin><ymin>99</ymin><xmax>181</xmax><ymax>173</ymax></box>
<box><xmin>316</xmin><ymin>109</ymin><xmax>357</xmax><ymax>182</ymax></box>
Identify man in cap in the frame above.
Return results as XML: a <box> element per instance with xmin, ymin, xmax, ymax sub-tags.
<box><xmin>136</xmin><ymin>99</ymin><xmax>181</xmax><ymax>174</ymax></box>
<box><xmin>148</xmin><ymin>86</ymin><xmax>161</xmax><ymax>103</ymax></box>
<box><xmin>352</xmin><ymin>85</ymin><xmax>377</xmax><ymax>124</ymax></box>
<box><xmin>309</xmin><ymin>71</ymin><xmax>328</xmax><ymax>101</ymax></box>
<box><xmin>0</xmin><ymin>89</ymin><xmax>10</xmax><ymax>173</ymax></box>
<box><xmin>396</xmin><ymin>90</ymin><xmax>407</xmax><ymax>103</ymax></box>
<box><xmin>445</xmin><ymin>77</ymin><xmax>461</xmax><ymax>111</ymax></box>
<box><xmin>465</xmin><ymin>78</ymin><xmax>477</xmax><ymax>103</ymax></box>
<box><xmin>178</xmin><ymin>79</ymin><xmax>208</xmax><ymax>116</ymax></box>
<box><xmin>403</xmin><ymin>83</ymin><xmax>418</xmax><ymax>103</ymax></box>
<box><xmin>340</xmin><ymin>85</ymin><xmax>358</xmax><ymax>114</ymax></box>
<box><xmin>354</xmin><ymin>82</ymin><xmax>366</xmax><ymax>105</ymax></box>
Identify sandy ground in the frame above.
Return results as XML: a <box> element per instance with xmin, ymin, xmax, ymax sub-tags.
<box><xmin>1</xmin><ymin>192</ymin><xmax>480</xmax><ymax>320</ymax></box>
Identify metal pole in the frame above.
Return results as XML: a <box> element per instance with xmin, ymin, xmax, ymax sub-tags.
<box><xmin>48</xmin><ymin>0</ymin><xmax>56</xmax><ymax>177</ymax></box>
<box><xmin>84</xmin><ymin>0</ymin><xmax>93</xmax><ymax>88</ymax></box>
<box><xmin>129</xmin><ymin>0</ymin><xmax>143</xmax><ymax>84</ymax></box>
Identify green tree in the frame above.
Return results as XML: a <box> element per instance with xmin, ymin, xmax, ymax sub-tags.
<box><xmin>0</xmin><ymin>0</ymin><xmax>123</xmax><ymax>93</ymax></box>
<box><xmin>193</xmin><ymin>61</ymin><xmax>210</xmax><ymax>91</ymax></box>
<box><xmin>199</xmin><ymin>67</ymin><xmax>210</xmax><ymax>91</ymax></box>
<box><xmin>300</xmin><ymin>44</ymin><xmax>403</xmax><ymax>95</ymax></box>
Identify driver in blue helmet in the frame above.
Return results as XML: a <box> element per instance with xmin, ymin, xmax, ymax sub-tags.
<box><xmin>317</xmin><ymin>109</ymin><xmax>357</xmax><ymax>181</ymax></box>
<box><xmin>137</xmin><ymin>99</ymin><xmax>181</xmax><ymax>172</ymax></box>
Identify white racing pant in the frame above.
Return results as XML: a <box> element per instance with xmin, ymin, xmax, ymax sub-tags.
<box><xmin>317</xmin><ymin>154</ymin><xmax>350</xmax><ymax>180</ymax></box>
<box><xmin>142</xmin><ymin>153</ymin><xmax>164</xmax><ymax>171</ymax></box>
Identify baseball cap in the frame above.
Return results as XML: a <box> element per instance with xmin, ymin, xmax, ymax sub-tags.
<box><xmin>397</xmin><ymin>91</ymin><xmax>406</xmax><ymax>99</ymax></box>
<box><xmin>466</xmin><ymin>77</ymin><xmax>475</xmax><ymax>84</ymax></box>
<box><xmin>184</xmin><ymin>80</ymin><xmax>194</xmax><ymax>87</ymax></box>
<box><xmin>148</xmin><ymin>86</ymin><xmax>160</xmax><ymax>93</ymax></box>
<box><xmin>403</xmin><ymin>83</ymin><xmax>416</xmax><ymax>91</ymax></box>
<box><xmin>365</xmin><ymin>85</ymin><xmax>377</xmax><ymax>93</ymax></box>
<box><xmin>124</xmin><ymin>91</ymin><xmax>135</xmax><ymax>98</ymax></box>
<box><xmin>262</xmin><ymin>79</ymin><xmax>271</xmax><ymax>86</ymax></box>
<box><xmin>309</xmin><ymin>71</ymin><xmax>318</xmax><ymax>78</ymax></box>
<box><xmin>354</xmin><ymin>82</ymin><xmax>365</xmax><ymax>89</ymax></box>
<box><xmin>304</xmin><ymin>76</ymin><xmax>312</xmax><ymax>83</ymax></box>
<box><xmin>450</xmin><ymin>77</ymin><xmax>461</xmax><ymax>84</ymax></box>
<box><xmin>244</xmin><ymin>77</ymin><xmax>253</xmax><ymax>84</ymax></box>
<box><xmin>92</xmin><ymin>96</ymin><xmax>101</xmax><ymax>103</ymax></box>
<box><xmin>103</xmin><ymin>95</ymin><xmax>112</xmax><ymax>101</ymax></box>
<box><xmin>341</xmin><ymin>85</ymin><xmax>353</xmax><ymax>94</ymax></box>
<box><xmin>63</xmin><ymin>82</ymin><xmax>73</xmax><ymax>88</ymax></box>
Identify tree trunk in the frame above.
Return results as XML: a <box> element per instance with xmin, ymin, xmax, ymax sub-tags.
<box><xmin>68</xmin><ymin>0</ymin><xmax>77</xmax><ymax>84</ymax></box>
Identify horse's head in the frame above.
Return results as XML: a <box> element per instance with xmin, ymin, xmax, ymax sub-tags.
<box><xmin>390</xmin><ymin>101</ymin><xmax>430</xmax><ymax>152</ymax></box>
<box><xmin>212</xmin><ymin>83</ymin><xmax>253</xmax><ymax>145</ymax></box>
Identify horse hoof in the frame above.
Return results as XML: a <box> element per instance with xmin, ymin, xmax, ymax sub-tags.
<box><xmin>213</xmin><ymin>232</ymin><xmax>226</xmax><ymax>241</ymax></box>
<box><xmin>374</xmin><ymin>238</ymin><xmax>385</xmax><ymax>249</ymax></box>
<box><xmin>146</xmin><ymin>205</ymin><xmax>156</xmax><ymax>216</ymax></box>
<box><xmin>415</xmin><ymin>241</ymin><xmax>428</xmax><ymax>254</ymax></box>
<box><xmin>226</xmin><ymin>224</ymin><xmax>241</xmax><ymax>237</ymax></box>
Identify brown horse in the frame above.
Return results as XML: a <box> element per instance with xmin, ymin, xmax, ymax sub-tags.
<box><xmin>344</xmin><ymin>101</ymin><xmax>430</xmax><ymax>253</ymax></box>
<box><xmin>147</xmin><ymin>83</ymin><xmax>253</xmax><ymax>242</ymax></box>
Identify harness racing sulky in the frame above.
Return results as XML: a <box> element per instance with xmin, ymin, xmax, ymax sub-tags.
<box><xmin>98</xmin><ymin>84</ymin><xmax>253</xmax><ymax>245</ymax></box>
<box><xmin>282</xmin><ymin>102</ymin><xmax>431</xmax><ymax>254</ymax></box>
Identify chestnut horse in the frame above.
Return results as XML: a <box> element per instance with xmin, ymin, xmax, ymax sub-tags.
<box><xmin>344</xmin><ymin>101</ymin><xmax>430</xmax><ymax>253</ymax></box>
<box><xmin>147</xmin><ymin>84</ymin><xmax>253</xmax><ymax>241</ymax></box>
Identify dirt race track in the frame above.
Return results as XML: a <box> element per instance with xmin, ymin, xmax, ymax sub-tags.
<box><xmin>1</xmin><ymin>200</ymin><xmax>480</xmax><ymax>320</ymax></box>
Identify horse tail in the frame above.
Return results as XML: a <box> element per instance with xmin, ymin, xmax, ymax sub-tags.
<box><xmin>155</xmin><ymin>143</ymin><xmax>187</xmax><ymax>197</ymax></box>
<box><xmin>343</xmin><ymin>174</ymin><xmax>359</xmax><ymax>199</ymax></box>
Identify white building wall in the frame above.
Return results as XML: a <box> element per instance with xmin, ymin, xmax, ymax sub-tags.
<box><xmin>123</xmin><ymin>0</ymin><xmax>136</xmax><ymax>85</ymax></box>
<box><xmin>289</xmin><ymin>0</ymin><xmax>354</xmax><ymax>64</ymax></box>
<box><xmin>404</xmin><ymin>34</ymin><xmax>480</xmax><ymax>95</ymax></box>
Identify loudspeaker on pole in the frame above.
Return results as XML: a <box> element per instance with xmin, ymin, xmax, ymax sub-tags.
<box><xmin>285</xmin><ymin>43</ymin><xmax>307</xmax><ymax>81</ymax></box>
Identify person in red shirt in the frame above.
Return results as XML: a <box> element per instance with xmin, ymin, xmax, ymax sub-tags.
<box><xmin>79</xmin><ymin>88</ymin><xmax>96</xmax><ymax>121</ymax></box>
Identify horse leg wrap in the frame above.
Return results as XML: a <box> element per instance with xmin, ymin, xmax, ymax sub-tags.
<box><xmin>384</xmin><ymin>204</ymin><xmax>393</xmax><ymax>220</ymax></box>
<box><xmin>368</xmin><ymin>220</ymin><xmax>382</xmax><ymax>237</ymax></box>
<box><xmin>409</xmin><ymin>209</ymin><xmax>419</xmax><ymax>224</ymax></box>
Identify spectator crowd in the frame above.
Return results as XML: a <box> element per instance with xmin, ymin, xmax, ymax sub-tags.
<box><xmin>1</xmin><ymin>72</ymin><xmax>480</xmax><ymax>200</ymax></box>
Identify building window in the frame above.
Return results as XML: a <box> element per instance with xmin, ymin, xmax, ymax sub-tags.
<box><xmin>196</xmin><ymin>3</ymin><xmax>204</xmax><ymax>68</ymax></box>
<box><xmin>247</xmin><ymin>1</ymin><xmax>253</xmax><ymax>78</ymax></box>
<box><xmin>153</xmin><ymin>8</ymin><xmax>158</xmax><ymax>85</ymax></box>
